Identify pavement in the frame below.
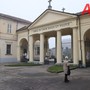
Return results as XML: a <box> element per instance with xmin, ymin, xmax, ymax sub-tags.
<box><xmin>0</xmin><ymin>65</ymin><xmax>90</xmax><ymax>90</ymax></box>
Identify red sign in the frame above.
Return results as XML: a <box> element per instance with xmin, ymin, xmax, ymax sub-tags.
<box><xmin>82</xmin><ymin>4</ymin><xmax>90</xmax><ymax>15</ymax></box>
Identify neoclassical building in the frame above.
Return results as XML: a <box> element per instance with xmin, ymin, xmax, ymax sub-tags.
<box><xmin>17</xmin><ymin>8</ymin><xmax>90</xmax><ymax>67</ymax></box>
<box><xmin>0</xmin><ymin>6</ymin><xmax>90</xmax><ymax>67</ymax></box>
<box><xmin>0</xmin><ymin>13</ymin><xmax>31</xmax><ymax>63</ymax></box>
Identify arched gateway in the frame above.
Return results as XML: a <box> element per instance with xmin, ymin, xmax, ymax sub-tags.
<box><xmin>17</xmin><ymin>9</ymin><xmax>90</xmax><ymax>67</ymax></box>
<box><xmin>19</xmin><ymin>38</ymin><xmax>28</xmax><ymax>62</ymax></box>
<box><xmin>84</xmin><ymin>29</ymin><xmax>90</xmax><ymax>66</ymax></box>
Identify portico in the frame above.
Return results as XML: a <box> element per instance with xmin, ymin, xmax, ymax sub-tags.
<box><xmin>27</xmin><ymin>9</ymin><xmax>79</xmax><ymax>64</ymax></box>
<box><xmin>17</xmin><ymin>8</ymin><xmax>90</xmax><ymax>67</ymax></box>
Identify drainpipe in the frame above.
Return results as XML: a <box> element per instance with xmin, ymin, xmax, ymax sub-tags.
<box><xmin>27</xmin><ymin>28</ymin><xmax>30</xmax><ymax>62</ymax></box>
<box><xmin>78</xmin><ymin>15</ymin><xmax>83</xmax><ymax>67</ymax></box>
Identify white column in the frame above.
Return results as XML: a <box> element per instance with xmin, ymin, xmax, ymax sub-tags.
<box><xmin>40</xmin><ymin>33</ymin><xmax>44</xmax><ymax>64</ymax></box>
<box><xmin>73</xmin><ymin>27</ymin><xmax>78</xmax><ymax>64</ymax></box>
<box><xmin>29</xmin><ymin>35</ymin><xmax>34</xmax><ymax>62</ymax></box>
<box><xmin>81</xmin><ymin>40</ymin><xmax>86</xmax><ymax>67</ymax></box>
<box><xmin>44</xmin><ymin>37</ymin><xmax>48</xmax><ymax>56</ymax></box>
<box><xmin>71</xmin><ymin>35</ymin><xmax>73</xmax><ymax>62</ymax></box>
<box><xmin>46</xmin><ymin>38</ymin><xmax>49</xmax><ymax>56</ymax></box>
<box><xmin>57</xmin><ymin>30</ymin><xmax>62</xmax><ymax>64</ymax></box>
<box><xmin>17</xmin><ymin>45</ymin><xmax>20</xmax><ymax>62</ymax></box>
<box><xmin>55</xmin><ymin>37</ymin><xmax>57</xmax><ymax>59</ymax></box>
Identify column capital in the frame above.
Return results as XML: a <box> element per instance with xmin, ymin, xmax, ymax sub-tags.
<box><xmin>40</xmin><ymin>33</ymin><xmax>44</xmax><ymax>35</ymax></box>
<box><xmin>72</xmin><ymin>27</ymin><xmax>78</xmax><ymax>30</ymax></box>
<box><xmin>57</xmin><ymin>30</ymin><xmax>61</xmax><ymax>32</ymax></box>
<box><xmin>29</xmin><ymin>35</ymin><xmax>33</xmax><ymax>37</ymax></box>
<box><xmin>57</xmin><ymin>30</ymin><xmax>62</xmax><ymax>36</ymax></box>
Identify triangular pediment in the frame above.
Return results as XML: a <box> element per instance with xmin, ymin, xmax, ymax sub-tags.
<box><xmin>29</xmin><ymin>9</ymin><xmax>77</xmax><ymax>29</ymax></box>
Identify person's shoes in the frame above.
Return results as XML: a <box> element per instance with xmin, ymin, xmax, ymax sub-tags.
<box><xmin>67</xmin><ymin>80</ymin><xmax>69</xmax><ymax>82</ymax></box>
<box><xmin>64</xmin><ymin>80</ymin><xmax>69</xmax><ymax>83</ymax></box>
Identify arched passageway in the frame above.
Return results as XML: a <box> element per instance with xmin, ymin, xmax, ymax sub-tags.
<box><xmin>84</xmin><ymin>29</ymin><xmax>90</xmax><ymax>66</ymax></box>
<box><xmin>34</xmin><ymin>40</ymin><xmax>40</xmax><ymax>61</ymax></box>
<box><xmin>62</xmin><ymin>35</ymin><xmax>72</xmax><ymax>61</ymax></box>
<box><xmin>20</xmin><ymin>38</ymin><xmax>28</xmax><ymax>62</ymax></box>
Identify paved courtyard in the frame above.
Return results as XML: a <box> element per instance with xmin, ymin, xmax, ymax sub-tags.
<box><xmin>0</xmin><ymin>65</ymin><xmax>90</xmax><ymax>90</ymax></box>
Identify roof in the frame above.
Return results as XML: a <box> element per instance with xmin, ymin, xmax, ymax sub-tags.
<box><xmin>16</xmin><ymin>26</ymin><xmax>28</xmax><ymax>32</ymax></box>
<box><xmin>50</xmin><ymin>9</ymin><xmax>76</xmax><ymax>15</ymax></box>
<box><xmin>32</xmin><ymin>9</ymin><xmax>77</xmax><ymax>24</ymax></box>
<box><xmin>28</xmin><ymin>9</ymin><xmax>77</xmax><ymax>29</ymax></box>
<box><xmin>16</xmin><ymin>23</ymin><xmax>32</xmax><ymax>32</ymax></box>
<box><xmin>0</xmin><ymin>13</ymin><xmax>31</xmax><ymax>24</ymax></box>
<box><xmin>17</xmin><ymin>9</ymin><xmax>89</xmax><ymax>32</ymax></box>
<box><xmin>76</xmin><ymin>11</ymin><xmax>89</xmax><ymax>16</ymax></box>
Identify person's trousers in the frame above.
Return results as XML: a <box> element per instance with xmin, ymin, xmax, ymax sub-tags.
<box><xmin>64</xmin><ymin>74</ymin><xmax>69</xmax><ymax>82</ymax></box>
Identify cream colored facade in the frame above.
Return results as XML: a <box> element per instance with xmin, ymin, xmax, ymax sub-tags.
<box><xmin>17</xmin><ymin>9</ymin><xmax>90</xmax><ymax>67</ymax></box>
<box><xmin>0</xmin><ymin>13</ymin><xmax>30</xmax><ymax>63</ymax></box>
<box><xmin>1</xmin><ymin>9</ymin><xmax>90</xmax><ymax>67</ymax></box>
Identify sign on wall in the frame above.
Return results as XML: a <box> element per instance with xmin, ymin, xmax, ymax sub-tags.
<box><xmin>82</xmin><ymin>4</ymin><xmax>90</xmax><ymax>15</ymax></box>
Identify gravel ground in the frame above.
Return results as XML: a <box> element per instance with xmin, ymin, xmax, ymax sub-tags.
<box><xmin>0</xmin><ymin>65</ymin><xmax>90</xmax><ymax>90</ymax></box>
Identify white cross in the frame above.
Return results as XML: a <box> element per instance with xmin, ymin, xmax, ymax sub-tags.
<box><xmin>48</xmin><ymin>0</ymin><xmax>52</xmax><ymax>6</ymax></box>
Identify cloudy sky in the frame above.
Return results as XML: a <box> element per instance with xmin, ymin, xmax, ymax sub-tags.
<box><xmin>0</xmin><ymin>0</ymin><xmax>90</xmax><ymax>21</ymax></box>
<box><xmin>0</xmin><ymin>0</ymin><xmax>90</xmax><ymax>48</ymax></box>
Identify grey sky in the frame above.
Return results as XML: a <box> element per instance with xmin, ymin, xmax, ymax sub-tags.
<box><xmin>0</xmin><ymin>0</ymin><xmax>90</xmax><ymax>21</ymax></box>
<box><xmin>0</xmin><ymin>0</ymin><xmax>90</xmax><ymax>48</ymax></box>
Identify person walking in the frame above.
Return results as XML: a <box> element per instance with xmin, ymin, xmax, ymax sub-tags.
<box><xmin>63</xmin><ymin>56</ymin><xmax>70</xmax><ymax>83</ymax></box>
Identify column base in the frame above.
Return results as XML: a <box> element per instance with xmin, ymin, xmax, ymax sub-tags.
<box><xmin>55</xmin><ymin>63</ymin><xmax>63</xmax><ymax>65</ymax></box>
<box><xmin>82</xmin><ymin>64</ymin><xmax>86</xmax><ymax>68</ymax></box>
<box><xmin>28</xmin><ymin>61</ymin><xmax>33</xmax><ymax>63</ymax></box>
<box><xmin>39</xmin><ymin>62</ymin><xmax>44</xmax><ymax>64</ymax></box>
<box><xmin>73</xmin><ymin>59</ymin><xmax>79</xmax><ymax>65</ymax></box>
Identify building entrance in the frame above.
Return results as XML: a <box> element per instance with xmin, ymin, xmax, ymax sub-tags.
<box><xmin>84</xmin><ymin>29</ymin><xmax>90</xmax><ymax>67</ymax></box>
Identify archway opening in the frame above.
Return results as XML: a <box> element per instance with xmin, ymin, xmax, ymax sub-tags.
<box><xmin>48</xmin><ymin>37</ymin><xmax>55</xmax><ymax>57</ymax></box>
<box><xmin>20</xmin><ymin>38</ymin><xmax>28</xmax><ymax>62</ymax></box>
<box><xmin>62</xmin><ymin>35</ymin><xmax>72</xmax><ymax>61</ymax></box>
<box><xmin>48</xmin><ymin>37</ymin><xmax>56</xmax><ymax>64</ymax></box>
<box><xmin>84</xmin><ymin>29</ymin><xmax>90</xmax><ymax>66</ymax></box>
<box><xmin>34</xmin><ymin>40</ymin><xmax>40</xmax><ymax>61</ymax></box>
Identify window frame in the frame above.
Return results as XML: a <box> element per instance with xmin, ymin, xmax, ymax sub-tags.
<box><xmin>6</xmin><ymin>44</ymin><xmax>11</xmax><ymax>55</ymax></box>
<box><xmin>7</xmin><ymin>24</ymin><xmax>12</xmax><ymax>33</ymax></box>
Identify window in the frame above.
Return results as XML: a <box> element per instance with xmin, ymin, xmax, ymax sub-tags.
<box><xmin>7</xmin><ymin>24</ymin><xmax>12</xmax><ymax>33</ymax></box>
<box><xmin>35</xmin><ymin>47</ymin><xmax>37</xmax><ymax>55</ymax></box>
<box><xmin>6</xmin><ymin>44</ymin><xmax>11</xmax><ymax>55</ymax></box>
<box><xmin>37</xmin><ymin>47</ymin><xmax>40</xmax><ymax>55</ymax></box>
